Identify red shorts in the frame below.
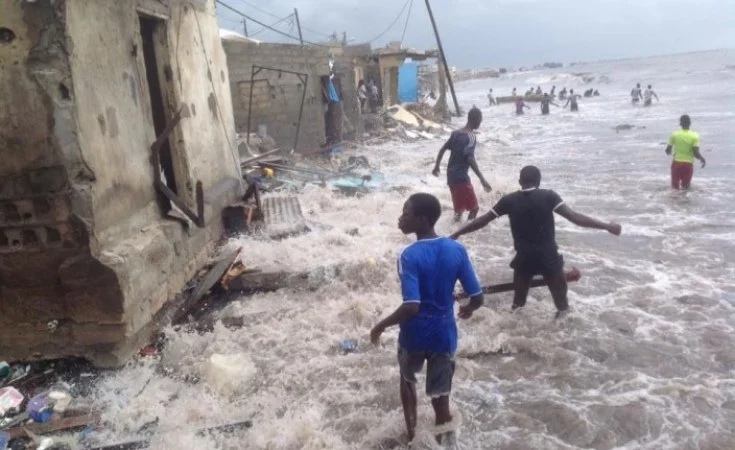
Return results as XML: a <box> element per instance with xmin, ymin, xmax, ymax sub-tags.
<box><xmin>671</xmin><ymin>161</ymin><xmax>693</xmax><ymax>189</ymax></box>
<box><xmin>449</xmin><ymin>180</ymin><xmax>478</xmax><ymax>212</ymax></box>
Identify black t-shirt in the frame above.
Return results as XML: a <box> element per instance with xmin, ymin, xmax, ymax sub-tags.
<box><xmin>491</xmin><ymin>188</ymin><xmax>564</xmax><ymax>254</ymax></box>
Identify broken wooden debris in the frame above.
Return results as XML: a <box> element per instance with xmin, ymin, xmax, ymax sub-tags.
<box><xmin>240</xmin><ymin>148</ymin><xmax>283</xmax><ymax>168</ymax></box>
<box><xmin>6</xmin><ymin>411</ymin><xmax>100</xmax><ymax>440</ymax></box>
<box><xmin>154</xmin><ymin>179</ymin><xmax>205</xmax><ymax>228</ymax></box>
<box><xmin>455</xmin><ymin>268</ymin><xmax>582</xmax><ymax>300</ymax></box>
<box><xmin>220</xmin><ymin>261</ymin><xmax>260</xmax><ymax>290</ymax></box>
<box><xmin>225</xmin><ymin>270</ymin><xmax>309</xmax><ymax>293</ymax></box>
<box><xmin>222</xmin><ymin>203</ymin><xmax>260</xmax><ymax>236</ymax></box>
<box><xmin>90</xmin><ymin>419</ymin><xmax>253</xmax><ymax>450</ymax></box>
<box><xmin>149</xmin><ymin>107</ymin><xmax>183</xmax><ymax>156</ymax></box>
<box><xmin>171</xmin><ymin>247</ymin><xmax>242</xmax><ymax>325</ymax></box>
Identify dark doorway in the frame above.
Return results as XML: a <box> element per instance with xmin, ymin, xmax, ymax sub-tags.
<box><xmin>139</xmin><ymin>15</ymin><xmax>177</xmax><ymax>198</ymax></box>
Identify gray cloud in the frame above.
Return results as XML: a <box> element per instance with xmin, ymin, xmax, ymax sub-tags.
<box><xmin>217</xmin><ymin>0</ymin><xmax>735</xmax><ymax>68</ymax></box>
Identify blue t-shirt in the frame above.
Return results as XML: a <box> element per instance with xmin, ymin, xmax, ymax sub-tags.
<box><xmin>397</xmin><ymin>237</ymin><xmax>482</xmax><ymax>353</ymax></box>
<box><xmin>445</xmin><ymin>131</ymin><xmax>477</xmax><ymax>186</ymax></box>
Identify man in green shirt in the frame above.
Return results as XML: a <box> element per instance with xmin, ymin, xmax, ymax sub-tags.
<box><xmin>665</xmin><ymin>115</ymin><xmax>706</xmax><ymax>190</ymax></box>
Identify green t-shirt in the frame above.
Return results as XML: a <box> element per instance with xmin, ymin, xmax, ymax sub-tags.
<box><xmin>668</xmin><ymin>129</ymin><xmax>700</xmax><ymax>163</ymax></box>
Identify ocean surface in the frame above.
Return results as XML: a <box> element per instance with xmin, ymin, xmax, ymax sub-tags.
<box><xmin>92</xmin><ymin>50</ymin><xmax>735</xmax><ymax>449</ymax></box>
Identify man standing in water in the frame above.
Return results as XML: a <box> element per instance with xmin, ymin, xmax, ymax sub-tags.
<box><xmin>540</xmin><ymin>93</ymin><xmax>559</xmax><ymax>115</ymax></box>
<box><xmin>564</xmin><ymin>89</ymin><xmax>580</xmax><ymax>112</ymax></box>
<box><xmin>631</xmin><ymin>83</ymin><xmax>643</xmax><ymax>104</ymax></box>
<box><xmin>432</xmin><ymin>107</ymin><xmax>492</xmax><ymax>222</ymax></box>
<box><xmin>515</xmin><ymin>96</ymin><xmax>531</xmax><ymax>115</ymax></box>
<box><xmin>643</xmin><ymin>84</ymin><xmax>659</xmax><ymax>107</ymax></box>
<box><xmin>451</xmin><ymin>166</ymin><xmax>621</xmax><ymax>317</ymax></box>
<box><xmin>487</xmin><ymin>88</ymin><xmax>496</xmax><ymax>106</ymax></box>
<box><xmin>371</xmin><ymin>193</ymin><xmax>484</xmax><ymax>444</ymax></box>
<box><xmin>666</xmin><ymin>114</ymin><xmax>706</xmax><ymax>189</ymax></box>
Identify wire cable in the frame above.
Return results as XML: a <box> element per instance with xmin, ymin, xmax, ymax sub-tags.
<box><xmin>399</xmin><ymin>0</ymin><xmax>414</xmax><ymax>47</ymax></box>
<box><xmin>231</xmin><ymin>0</ymin><xmax>331</xmax><ymax>38</ymax></box>
<box><xmin>231</xmin><ymin>0</ymin><xmax>281</xmax><ymax>20</ymax></box>
<box><xmin>216</xmin><ymin>0</ymin><xmax>330</xmax><ymax>47</ymax></box>
<box><xmin>365</xmin><ymin>0</ymin><xmax>412</xmax><ymax>44</ymax></box>
<box><xmin>249</xmin><ymin>14</ymin><xmax>294</xmax><ymax>37</ymax></box>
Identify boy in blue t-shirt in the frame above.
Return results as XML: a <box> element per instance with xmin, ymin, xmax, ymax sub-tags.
<box><xmin>370</xmin><ymin>193</ymin><xmax>484</xmax><ymax>443</ymax></box>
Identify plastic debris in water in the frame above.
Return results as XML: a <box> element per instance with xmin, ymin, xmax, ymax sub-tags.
<box><xmin>0</xmin><ymin>431</ymin><xmax>9</xmax><ymax>450</ymax></box>
<box><xmin>0</xmin><ymin>362</ymin><xmax>9</xmax><ymax>386</ymax></box>
<box><xmin>0</xmin><ymin>387</ymin><xmax>24</xmax><ymax>417</ymax></box>
<box><xmin>340</xmin><ymin>339</ymin><xmax>358</xmax><ymax>353</ymax></box>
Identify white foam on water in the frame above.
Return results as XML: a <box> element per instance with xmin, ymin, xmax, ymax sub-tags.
<box><xmin>89</xmin><ymin>50</ymin><xmax>735</xmax><ymax>449</ymax></box>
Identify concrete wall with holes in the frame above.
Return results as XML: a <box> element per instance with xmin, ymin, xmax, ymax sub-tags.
<box><xmin>0</xmin><ymin>0</ymin><xmax>241</xmax><ymax>366</ymax></box>
<box><xmin>222</xmin><ymin>39</ymin><xmax>331</xmax><ymax>152</ymax></box>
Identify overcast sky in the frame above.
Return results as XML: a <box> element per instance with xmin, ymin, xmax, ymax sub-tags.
<box><xmin>216</xmin><ymin>0</ymin><xmax>735</xmax><ymax>68</ymax></box>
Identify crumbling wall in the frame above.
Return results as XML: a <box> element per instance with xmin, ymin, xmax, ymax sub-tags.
<box><xmin>222</xmin><ymin>40</ymin><xmax>328</xmax><ymax>152</ymax></box>
<box><xmin>0</xmin><ymin>0</ymin><xmax>241</xmax><ymax>366</ymax></box>
<box><xmin>0</xmin><ymin>0</ymin><xmax>105</xmax><ymax>358</ymax></box>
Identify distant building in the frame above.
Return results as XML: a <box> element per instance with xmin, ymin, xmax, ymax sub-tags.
<box><xmin>222</xmin><ymin>37</ymin><xmax>367</xmax><ymax>150</ymax></box>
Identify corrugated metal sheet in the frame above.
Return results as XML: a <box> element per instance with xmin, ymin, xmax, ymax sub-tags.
<box><xmin>261</xmin><ymin>196</ymin><xmax>309</xmax><ymax>238</ymax></box>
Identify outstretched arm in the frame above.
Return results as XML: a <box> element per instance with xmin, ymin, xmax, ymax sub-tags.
<box><xmin>451</xmin><ymin>211</ymin><xmax>497</xmax><ymax>240</ymax></box>
<box><xmin>467</xmin><ymin>156</ymin><xmax>492</xmax><ymax>192</ymax></box>
<box><xmin>555</xmin><ymin>204</ymin><xmax>621</xmax><ymax>235</ymax></box>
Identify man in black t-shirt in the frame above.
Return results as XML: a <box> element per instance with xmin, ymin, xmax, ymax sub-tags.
<box><xmin>451</xmin><ymin>166</ymin><xmax>621</xmax><ymax>316</ymax></box>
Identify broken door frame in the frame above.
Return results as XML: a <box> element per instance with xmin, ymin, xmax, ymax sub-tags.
<box><xmin>245</xmin><ymin>65</ymin><xmax>309</xmax><ymax>152</ymax></box>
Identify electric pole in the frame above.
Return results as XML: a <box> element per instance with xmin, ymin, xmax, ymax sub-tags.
<box><xmin>241</xmin><ymin>18</ymin><xmax>248</xmax><ymax>37</ymax></box>
<box><xmin>424</xmin><ymin>0</ymin><xmax>460</xmax><ymax>116</ymax></box>
<box><xmin>293</xmin><ymin>8</ymin><xmax>303</xmax><ymax>45</ymax></box>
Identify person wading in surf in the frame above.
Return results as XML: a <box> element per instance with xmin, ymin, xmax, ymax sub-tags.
<box><xmin>564</xmin><ymin>89</ymin><xmax>581</xmax><ymax>112</ymax></box>
<box><xmin>540</xmin><ymin>93</ymin><xmax>559</xmax><ymax>115</ymax></box>
<box><xmin>371</xmin><ymin>193</ymin><xmax>484</xmax><ymax>445</ymax></box>
<box><xmin>451</xmin><ymin>166</ymin><xmax>621</xmax><ymax>317</ymax></box>
<box><xmin>666</xmin><ymin>114</ymin><xmax>706</xmax><ymax>189</ymax></box>
<box><xmin>432</xmin><ymin>107</ymin><xmax>492</xmax><ymax>222</ymax></box>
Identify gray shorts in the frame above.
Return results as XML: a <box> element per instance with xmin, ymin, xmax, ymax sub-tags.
<box><xmin>398</xmin><ymin>347</ymin><xmax>455</xmax><ymax>398</ymax></box>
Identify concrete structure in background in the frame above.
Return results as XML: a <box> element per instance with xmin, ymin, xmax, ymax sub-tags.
<box><xmin>373</xmin><ymin>43</ymin><xmax>439</xmax><ymax>107</ymax></box>
<box><xmin>222</xmin><ymin>35</ymin><xmax>367</xmax><ymax>152</ymax></box>
<box><xmin>0</xmin><ymin>0</ymin><xmax>242</xmax><ymax>366</ymax></box>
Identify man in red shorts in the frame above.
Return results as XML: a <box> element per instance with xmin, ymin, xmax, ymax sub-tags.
<box><xmin>432</xmin><ymin>107</ymin><xmax>492</xmax><ymax>222</ymax></box>
<box><xmin>666</xmin><ymin>114</ymin><xmax>706</xmax><ymax>190</ymax></box>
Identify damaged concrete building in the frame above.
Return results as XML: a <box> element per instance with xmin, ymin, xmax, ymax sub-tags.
<box><xmin>0</xmin><ymin>0</ymin><xmax>242</xmax><ymax>365</ymax></box>
<box><xmin>222</xmin><ymin>35</ymin><xmax>365</xmax><ymax>153</ymax></box>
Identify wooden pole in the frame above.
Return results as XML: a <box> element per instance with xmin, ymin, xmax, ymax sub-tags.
<box><xmin>423</xmin><ymin>0</ymin><xmax>461</xmax><ymax>117</ymax></box>
<box><xmin>455</xmin><ymin>268</ymin><xmax>582</xmax><ymax>300</ymax></box>
<box><xmin>293</xmin><ymin>8</ymin><xmax>303</xmax><ymax>45</ymax></box>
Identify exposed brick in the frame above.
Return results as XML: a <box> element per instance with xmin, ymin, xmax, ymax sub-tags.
<box><xmin>0</xmin><ymin>249</ymin><xmax>78</xmax><ymax>288</ymax></box>
<box><xmin>0</xmin><ymin>285</ymin><xmax>67</xmax><ymax>323</ymax></box>
<box><xmin>72</xmin><ymin>323</ymin><xmax>126</xmax><ymax>345</ymax></box>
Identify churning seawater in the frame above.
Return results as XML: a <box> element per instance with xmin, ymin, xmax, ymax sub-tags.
<box><xmin>91</xmin><ymin>50</ymin><xmax>735</xmax><ymax>449</ymax></box>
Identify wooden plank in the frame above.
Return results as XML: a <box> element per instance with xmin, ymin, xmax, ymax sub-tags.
<box><xmin>240</xmin><ymin>148</ymin><xmax>283</xmax><ymax>168</ymax></box>
<box><xmin>172</xmin><ymin>247</ymin><xmax>242</xmax><ymax>325</ymax></box>
<box><xmin>90</xmin><ymin>419</ymin><xmax>252</xmax><ymax>450</ymax></box>
<box><xmin>149</xmin><ymin>108</ymin><xmax>183</xmax><ymax>155</ymax></box>
<box><xmin>195</xmin><ymin>181</ymin><xmax>205</xmax><ymax>227</ymax></box>
<box><xmin>7</xmin><ymin>412</ymin><xmax>100</xmax><ymax>439</ymax></box>
<box><xmin>455</xmin><ymin>268</ymin><xmax>581</xmax><ymax>300</ymax></box>
<box><xmin>154</xmin><ymin>180</ymin><xmax>200</xmax><ymax>225</ymax></box>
